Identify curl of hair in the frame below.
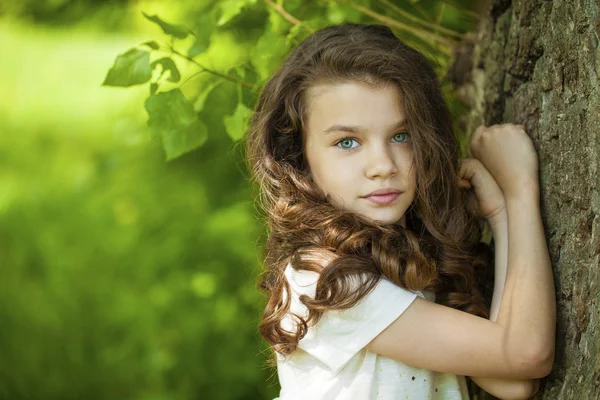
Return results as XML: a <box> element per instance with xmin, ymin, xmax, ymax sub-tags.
<box><xmin>246</xmin><ymin>23</ymin><xmax>491</xmax><ymax>362</ymax></box>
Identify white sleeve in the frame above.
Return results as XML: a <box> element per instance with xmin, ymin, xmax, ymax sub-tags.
<box><xmin>283</xmin><ymin>263</ymin><xmax>420</xmax><ymax>372</ymax></box>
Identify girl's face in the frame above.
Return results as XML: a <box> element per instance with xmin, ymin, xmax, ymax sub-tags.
<box><xmin>303</xmin><ymin>81</ymin><xmax>417</xmax><ymax>226</ymax></box>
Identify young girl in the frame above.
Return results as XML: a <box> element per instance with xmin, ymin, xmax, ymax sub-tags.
<box><xmin>246</xmin><ymin>23</ymin><xmax>555</xmax><ymax>400</ymax></box>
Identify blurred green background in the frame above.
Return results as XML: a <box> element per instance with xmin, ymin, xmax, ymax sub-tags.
<box><xmin>0</xmin><ymin>0</ymin><xmax>484</xmax><ymax>399</ymax></box>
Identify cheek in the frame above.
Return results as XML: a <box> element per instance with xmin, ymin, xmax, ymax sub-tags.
<box><xmin>309</xmin><ymin>157</ymin><xmax>354</xmax><ymax>199</ymax></box>
<box><xmin>305</xmin><ymin>155</ymin><xmax>331</xmax><ymax>192</ymax></box>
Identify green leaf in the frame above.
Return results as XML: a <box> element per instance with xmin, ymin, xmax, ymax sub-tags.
<box><xmin>145</xmin><ymin>89</ymin><xmax>208</xmax><ymax>160</ymax></box>
<box><xmin>216</xmin><ymin>0</ymin><xmax>257</xmax><ymax>26</ymax></box>
<box><xmin>141</xmin><ymin>40</ymin><xmax>159</xmax><ymax>50</ymax></box>
<box><xmin>151</xmin><ymin>57</ymin><xmax>181</xmax><ymax>83</ymax></box>
<box><xmin>142</xmin><ymin>12</ymin><xmax>189</xmax><ymax>39</ymax></box>
<box><xmin>194</xmin><ymin>79</ymin><xmax>224</xmax><ymax>112</ymax></box>
<box><xmin>223</xmin><ymin>102</ymin><xmax>252</xmax><ymax>141</ymax></box>
<box><xmin>163</xmin><ymin>119</ymin><xmax>208</xmax><ymax>160</ymax></box>
<box><xmin>102</xmin><ymin>48</ymin><xmax>152</xmax><ymax>87</ymax></box>
<box><xmin>187</xmin><ymin>40</ymin><xmax>206</xmax><ymax>58</ymax></box>
<box><xmin>253</xmin><ymin>30</ymin><xmax>290</xmax><ymax>80</ymax></box>
<box><xmin>234</xmin><ymin>66</ymin><xmax>246</xmax><ymax>79</ymax></box>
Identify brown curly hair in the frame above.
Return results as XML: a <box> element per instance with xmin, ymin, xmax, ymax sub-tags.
<box><xmin>245</xmin><ymin>23</ymin><xmax>490</xmax><ymax>363</ymax></box>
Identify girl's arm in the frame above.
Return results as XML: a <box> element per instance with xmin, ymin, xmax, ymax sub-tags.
<box><xmin>366</xmin><ymin>171</ymin><xmax>555</xmax><ymax>380</ymax></box>
<box><xmin>366</xmin><ymin>125</ymin><xmax>555</xmax><ymax>380</ymax></box>
<box><xmin>469</xmin><ymin>211</ymin><xmax>541</xmax><ymax>400</ymax></box>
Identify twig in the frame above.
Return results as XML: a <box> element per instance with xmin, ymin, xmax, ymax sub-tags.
<box><xmin>434</xmin><ymin>2</ymin><xmax>446</xmax><ymax>38</ymax></box>
<box><xmin>168</xmin><ymin>46</ymin><xmax>258</xmax><ymax>90</ymax></box>
<box><xmin>432</xmin><ymin>2</ymin><xmax>446</xmax><ymax>55</ymax></box>
<box><xmin>264</xmin><ymin>0</ymin><xmax>314</xmax><ymax>34</ymax></box>
<box><xmin>180</xmin><ymin>71</ymin><xmax>205</xmax><ymax>88</ymax></box>
<box><xmin>378</xmin><ymin>0</ymin><xmax>464</xmax><ymax>40</ymax></box>
<box><xmin>407</xmin><ymin>1</ymin><xmax>435</xmax><ymax>23</ymax></box>
<box><xmin>440</xmin><ymin>1</ymin><xmax>483</xmax><ymax>21</ymax></box>
<box><xmin>334</xmin><ymin>0</ymin><xmax>457</xmax><ymax>50</ymax></box>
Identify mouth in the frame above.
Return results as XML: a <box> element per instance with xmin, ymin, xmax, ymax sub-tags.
<box><xmin>361</xmin><ymin>189</ymin><xmax>403</xmax><ymax>205</ymax></box>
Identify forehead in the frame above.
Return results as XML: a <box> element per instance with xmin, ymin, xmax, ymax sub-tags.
<box><xmin>303</xmin><ymin>81</ymin><xmax>406</xmax><ymax>132</ymax></box>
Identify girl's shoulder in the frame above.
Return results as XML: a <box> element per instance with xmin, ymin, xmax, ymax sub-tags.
<box><xmin>284</xmin><ymin>261</ymin><xmax>435</xmax><ymax>302</ymax></box>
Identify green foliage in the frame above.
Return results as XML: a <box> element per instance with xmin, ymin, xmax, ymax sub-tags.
<box><xmin>194</xmin><ymin>78</ymin><xmax>224</xmax><ymax>112</ymax></box>
<box><xmin>142</xmin><ymin>12</ymin><xmax>190</xmax><ymax>39</ymax></box>
<box><xmin>186</xmin><ymin>39</ymin><xmax>206</xmax><ymax>58</ymax></box>
<box><xmin>224</xmin><ymin>102</ymin><xmax>253</xmax><ymax>141</ymax></box>
<box><xmin>102</xmin><ymin>48</ymin><xmax>152</xmax><ymax>87</ymax></box>
<box><xmin>0</xmin><ymin>1</ymin><xmax>484</xmax><ymax>399</ymax></box>
<box><xmin>145</xmin><ymin>89</ymin><xmax>208</xmax><ymax>160</ymax></box>
<box><xmin>103</xmin><ymin>0</ymin><xmax>482</xmax><ymax>161</ymax></box>
<box><xmin>252</xmin><ymin>29</ymin><xmax>290</xmax><ymax>80</ymax></box>
<box><xmin>216</xmin><ymin>0</ymin><xmax>258</xmax><ymax>26</ymax></box>
<box><xmin>142</xmin><ymin>40</ymin><xmax>160</xmax><ymax>50</ymax></box>
<box><xmin>0</xmin><ymin>20</ymin><xmax>275</xmax><ymax>398</ymax></box>
<box><xmin>151</xmin><ymin>57</ymin><xmax>181</xmax><ymax>83</ymax></box>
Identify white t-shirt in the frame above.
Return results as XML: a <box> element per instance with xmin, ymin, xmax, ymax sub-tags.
<box><xmin>275</xmin><ymin>263</ymin><xmax>469</xmax><ymax>400</ymax></box>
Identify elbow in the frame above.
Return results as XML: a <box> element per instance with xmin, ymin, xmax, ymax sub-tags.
<box><xmin>535</xmin><ymin>348</ymin><xmax>555</xmax><ymax>377</ymax></box>
<box><xmin>522</xmin><ymin>346</ymin><xmax>555</xmax><ymax>378</ymax></box>
<box><xmin>473</xmin><ymin>377</ymin><xmax>541</xmax><ymax>400</ymax></box>
<box><xmin>496</xmin><ymin>380</ymin><xmax>539</xmax><ymax>400</ymax></box>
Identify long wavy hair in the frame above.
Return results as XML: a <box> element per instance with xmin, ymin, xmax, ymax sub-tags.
<box><xmin>246</xmin><ymin>23</ymin><xmax>491</xmax><ymax>362</ymax></box>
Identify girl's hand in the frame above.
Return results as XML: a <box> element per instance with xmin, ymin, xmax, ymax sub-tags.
<box><xmin>459</xmin><ymin>158</ymin><xmax>506</xmax><ymax>224</ymax></box>
<box><xmin>469</xmin><ymin>124</ymin><xmax>540</xmax><ymax>198</ymax></box>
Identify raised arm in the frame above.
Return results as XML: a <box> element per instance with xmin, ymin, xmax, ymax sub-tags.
<box><xmin>470</xmin><ymin>209</ymin><xmax>541</xmax><ymax>399</ymax></box>
<box><xmin>365</xmin><ymin>124</ymin><xmax>556</xmax><ymax>381</ymax></box>
<box><xmin>475</xmin><ymin>124</ymin><xmax>555</xmax><ymax>369</ymax></box>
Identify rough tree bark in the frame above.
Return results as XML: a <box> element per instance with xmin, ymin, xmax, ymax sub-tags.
<box><xmin>451</xmin><ymin>0</ymin><xmax>600</xmax><ymax>398</ymax></box>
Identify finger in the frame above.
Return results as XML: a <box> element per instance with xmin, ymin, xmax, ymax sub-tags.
<box><xmin>471</xmin><ymin>125</ymin><xmax>486</xmax><ymax>144</ymax></box>
<box><xmin>459</xmin><ymin>158</ymin><xmax>479</xmax><ymax>182</ymax></box>
<box><xmin>460</xmin><ymin>158</ymin><xmax>500</xmax><ymax>194</ymax></box>
<box><xmin>475</xmin><ymin>125</ymin><xmax>487</xmax><ymax>135</ymax></box>
<box><xmin>470</xmin><ymin>125</ymin><xmax>486</xmax><ymax>158</ymax></box>
<box><xmin>458</xmin><ymin>179</ymin><xmax>472</xmax><ymax>189</ymax></box>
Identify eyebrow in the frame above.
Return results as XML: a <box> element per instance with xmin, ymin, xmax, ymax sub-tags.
<box><xmin>322</xmin><ymin>120</ymin><xmax>408</xmax><ymax>135</ymax></box>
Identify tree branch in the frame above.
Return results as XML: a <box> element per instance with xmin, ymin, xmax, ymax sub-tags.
<box><xmin>334</xmin><ymin>0</ymin><xmax>457</xmax><ymax>50</ymax></box>
<box><xmin>378</xmin><ymin>0</ymin><xmax>465</xmax><ymax>40</ymax></box>
<box><xmin>264</xmin><ymin>0</ymin><xmax>314</xmax><ymax>34</ymax></box>
<box><xmin>440</xmin><ymin>0</ymin><xmax>483</xmax><ymax>21</ymax></box>
<box><xmin>168</xmin><ymin>46</ymin><xmax>257</xmax><ymax>90</ymax></box>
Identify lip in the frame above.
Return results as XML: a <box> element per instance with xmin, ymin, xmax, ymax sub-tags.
<box><xmin>362</xmin><ymin>188</ymin><xmax>403</xmax><ymax>197</ymax></box>
<box><xmin>361</xmin><ymin>188</ymin><xmax>403</xmax><ymax>205</ymax></box>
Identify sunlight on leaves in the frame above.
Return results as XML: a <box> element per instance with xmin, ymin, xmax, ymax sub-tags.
<box><xmin>252</xmin><ymin>30</ymin><xmax>289</xmax><ymax>80</ymax></box>
<box><xmin>142</xmin><ymin>12</ymin><xmax>189</xmax><ymax>39</ymax></box>
<box><xmin>224</xmin><ymin>102</ymin><xmax>252</xmax><ymax>141</ymax></box>
<box><xmin>145</xmin><ymin>88</ymin><xmax>208</xmax><ymax>159</ymax></box>
<box><xmin>187</xmin><ymin>40</ymin><xmax>206</xmax><ymax>58</ymax></box>
<box><xmin>193</xmin><ymin>79</ymin><xmax>224</xmax><ymax>112</ymax></box>
<box><xmin>151</xmin><ymin>57</ymin><xmax>181</xmax><ymax>83</ymax></box>
<box><xmin>216</xmin><ymin>0</ymin><xmax>258</xmax><ymax>26</ymax></box>
<box><xmin>102</xmin><ymin>48</ymin><xmax>152</xmax><ymax>87</ymax></box>
<box><xmin>141</xmin><ymin>40</ymin><xmax>159</xmax><ymax>50</ymax></box>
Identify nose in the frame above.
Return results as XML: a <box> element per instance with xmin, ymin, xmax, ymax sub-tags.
<box><xmin>364</xmin><ymin>144</ymin><xmax>398</xmax><ymax>180</ymax></box>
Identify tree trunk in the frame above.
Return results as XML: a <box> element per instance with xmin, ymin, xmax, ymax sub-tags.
<box><xmin>454</xmin><ymin>0</ymin><xmax>600</xmax><ymax>398</ymax></box>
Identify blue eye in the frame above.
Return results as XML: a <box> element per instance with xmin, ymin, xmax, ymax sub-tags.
<box><xmin>336</xmin><ymin>137</ymin><xmax>359</xmax><ymax>149</ymax></box>
<box><xmin>392</xmin><ymin>131</ymin><xmax>409</xmax><ymax>143</ymax></box>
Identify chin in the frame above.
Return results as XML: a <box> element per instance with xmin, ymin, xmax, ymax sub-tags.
<box><xmin>362</xmin><ymin>211</ymin><xmax>406</xmax><ymax>226</ymax></box>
